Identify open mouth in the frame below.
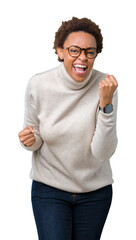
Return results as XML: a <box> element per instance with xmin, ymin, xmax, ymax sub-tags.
<box><xmin>73</xmin><ymin>64</ymin><xmax>88</xmax><ymax>75</ymax></box>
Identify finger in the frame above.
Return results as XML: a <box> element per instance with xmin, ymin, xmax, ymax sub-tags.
<box><xmin>28</xmin><ymin>126</ymin><xmax>35</xmax><ymax>134</ymax></box>
<box><xmin>24</xmin><ymin>138</ymin><xmax>36</xmax><ymax>147</ymax></box>
<box><xmin>99</xmin><ymin>79</ymin><xmax>109</xmax><ymax>87</ymax></box>
<box><xmin>24</xmin><ymin>126</ymin><xmax>35</xmax><ymax>133</ymax></box>
<box><xmin>24</xmin><ymin>140</ymin><xmax>35</xmax><ymax>147</ymax></box>
<box><xmin>19</xmin><ymin>126</ymin><xmax>35</xmax><ymax>137</ymax></box>
<box><xmin>101</xmin><ymin>76</ymin><xmax>115</xmax><ymax>86</ymax></box>
<box><xmin>23</xmin><ymin>136</ymin><xmax>36</xmax><ymax>146</ymax></box>
<box><xmin>25</xmin><ymin>142</ymin><xmax>35</xmax><ymax>147</ymax></box>
<box><xmin>106</xmin><ymin>73</ymin><xmax>110</xmax><ymax>78</ymax></box>
<box><xmin>106</xmin><ymin>74</ymin><xmax>118</xmax><ymax>86</ymax></box>
<box><xmin>24</xmin><ymin>141</ymin><xmax>35</xmax><ymax>147</ymax></box>
<box><xmin>104</xmin><ymin>78</ymin><xmax>114</xmax><ymax>87</ymax></box>
<box><xmin>109</xmin><ymin>75</ymin><xmax>118</xmax><ymax>87</ymax></box>
<box><xmin>20</xmin><ymin>133</ymin><xmax>34</xmax><ymax>143</ymax></box>
<box><xmin>18</xmin><ymin>129</ymin><xmax>33</xmax><ymax>137</ymax></box>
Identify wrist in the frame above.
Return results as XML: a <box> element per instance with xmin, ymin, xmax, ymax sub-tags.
<box><xmin>99</xmin><ymin>99</ymin><xmax>112</xmax><ymax>108</ymax></box>
<box><xmin>99</xmin><ymin>104</ymin><xmax>113</xmax><ymax>114</ymax></box>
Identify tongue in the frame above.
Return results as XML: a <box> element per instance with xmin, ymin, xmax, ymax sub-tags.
<box><xmin>75</xmin><ymin>67</ymin><xmax>85</xmax><ymax>72</ymax></box>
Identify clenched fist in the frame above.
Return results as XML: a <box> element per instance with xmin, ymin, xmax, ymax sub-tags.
<box><xmin>18</xmin><ymin>126</ymin><xmax>36</xmax><ymax>147</ymax></box>
<box><xmin>99</xmin><ymin>74</ymin><xmax>118</xmax><ymax>108</ymax></box>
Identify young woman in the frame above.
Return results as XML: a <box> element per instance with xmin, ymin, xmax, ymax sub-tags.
<box><xmin>18</xmin><ymin>17</ymin><xmax>118</xmax><ymax>240</ymax></box>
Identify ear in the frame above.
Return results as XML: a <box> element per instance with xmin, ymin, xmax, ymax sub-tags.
<box><xmin>56</xmin><ymin>47</ymin><xmax>64</xmax><ymax>60</ymax></box>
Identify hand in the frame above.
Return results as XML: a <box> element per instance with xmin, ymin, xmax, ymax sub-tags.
<box><xmin>99</xmin><ymin>74</ymin><xmax>118</xmax><ymax>108</ymax></box>
<box><xmin>18</xmin><ymin>126</ymin><xmax>36</xmax><ymax>147</ymax></box>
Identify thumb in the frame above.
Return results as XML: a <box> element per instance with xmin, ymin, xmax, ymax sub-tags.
<box><xmin>106</xmin><ymin>73</ymin><xmax>110</xmax><ymax>78</ymax></box>
<box><xmin>28</xmin><ymin>126</ymin><xmax>35</xmax><ymax>133</ymax></box>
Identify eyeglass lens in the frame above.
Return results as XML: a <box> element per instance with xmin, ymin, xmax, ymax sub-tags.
<box><xmin>68</xmin><ymin>46</ymin><xmax>97</xmax><ymax>59</ymax></box>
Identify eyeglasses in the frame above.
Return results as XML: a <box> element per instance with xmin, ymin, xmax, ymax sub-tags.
<box><xmin>63</xmin><ymin>45</ymin><xmax>97</xmax><ymax>59</ymax></box>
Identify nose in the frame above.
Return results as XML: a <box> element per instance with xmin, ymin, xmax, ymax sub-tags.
<box><xmin>78</xmin><ymin>50</ymin><xmax>87</xmax><ymax>61</ymax></box>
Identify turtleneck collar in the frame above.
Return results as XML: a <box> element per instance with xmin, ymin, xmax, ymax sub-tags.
<box><xmin>58</xmin><ymin>62</ymin><xmax>93</xmax><ymax>91</ymax></box>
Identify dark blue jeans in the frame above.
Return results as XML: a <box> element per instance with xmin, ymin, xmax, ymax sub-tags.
<box><xmin>31</xmin><ymin>181</ymin><xmax>112</xmax><ymax>240</ymax></box>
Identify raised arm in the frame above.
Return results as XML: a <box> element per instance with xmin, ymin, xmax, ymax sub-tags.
<box><xmin>91</xmin><ymin>74</ymin><xmax>118</xmax><ymax>162</ymax></box>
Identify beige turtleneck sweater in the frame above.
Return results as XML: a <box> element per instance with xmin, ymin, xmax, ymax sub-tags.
<box><xmin>22</xmin><ymin>63</ymin><xmax>118</xmax><ymax>193</ymax></box>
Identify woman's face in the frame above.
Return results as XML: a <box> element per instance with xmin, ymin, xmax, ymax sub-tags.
<box><xmin>57</xmin><ymin>31</ymin><xmax>97</xmax><ymax>82</ymax></box>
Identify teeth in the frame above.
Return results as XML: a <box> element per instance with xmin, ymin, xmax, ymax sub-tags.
<box><xmin>73</xmin><ymin>65</ymin><xmax>87</xmax><ymax>68</ymax></box>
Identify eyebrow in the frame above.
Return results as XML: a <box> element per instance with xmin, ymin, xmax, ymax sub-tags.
<box><xmin>67</xmin><ymin>45</ymin><xmax>97</xmax><ymax>49</ymax></box>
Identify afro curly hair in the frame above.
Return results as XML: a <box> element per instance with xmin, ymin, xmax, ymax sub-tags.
<box><xmin>53</xmin><ymin>17</ymin><xmax>103</xmax><ymax>62</ymax></box>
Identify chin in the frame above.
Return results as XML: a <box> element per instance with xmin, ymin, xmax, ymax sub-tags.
<box><xmin>71</xmin><ymin>73</ymin><xmax>89</xmax><ymax>82</ymax></box>
<box><xmin>73</xmin><ymin>77</ymin><xmax>86</xmax><ymax>82</ymax></box>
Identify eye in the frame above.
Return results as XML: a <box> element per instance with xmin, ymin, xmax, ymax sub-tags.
<box><xmin>70</xmin><ymin>48</ymin><xmax>79</xmax><ymax>53</ymax></box>
<box><xmin>70</xmin><ymin>49</ymin><xmax>78</xmax><ymax>53</ymax></box>
<box><xmin>86</xmin><ymin>49</ymin><xmax>97</xmax><ymax>58</ymax></box>
<box><xmin>87</xmin><ymin>50</ymin><xmax>95</xmax><ymax>56</ymax></box>
<box><xmin>69</xmin><ymin>47</ymin><xmax>80</xmax><ymax>55</ymax></box>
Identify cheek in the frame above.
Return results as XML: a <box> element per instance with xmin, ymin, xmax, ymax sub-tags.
<box><xmin>88</xmin><ymin>60</ymin><xmax>95</xmax><ymax>68</ymax></box>
<box><xmin>64</xmin><ymin>56</ymin><xmax>74</xmax><ymax>69</ymax></box>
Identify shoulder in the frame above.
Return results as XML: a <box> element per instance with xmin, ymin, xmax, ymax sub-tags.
<box><xmin>26</xmin><ymin>66</ymin><xmax>59</xmax><ymax>93</ymax></box>
<box><xmin>29</xmin><ymin>66</ymin><xmax>58</xmax><ymax>85</ymax></box>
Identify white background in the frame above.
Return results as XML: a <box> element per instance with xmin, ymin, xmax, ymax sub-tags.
<box><xmin>0</xmin><ymin>0</ymin><xmax>136</xmax><ymax>239</ymax></box>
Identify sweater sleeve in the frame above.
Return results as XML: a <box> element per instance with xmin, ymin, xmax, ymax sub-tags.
<box><xmin>91</xmin><ymin>90</ymin><xmax>118</xmax><ymax>162</ymax></box>
<box><xmin>21</xmin><ymin>77</ymin><xmax>43</xmax><ymax>151</ymax></box>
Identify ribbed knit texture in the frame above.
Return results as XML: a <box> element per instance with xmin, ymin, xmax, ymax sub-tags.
<box><xmin>22</xmin><ymin>63</ymin><xmax>118</xmax><ymax>193</ymax></box>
